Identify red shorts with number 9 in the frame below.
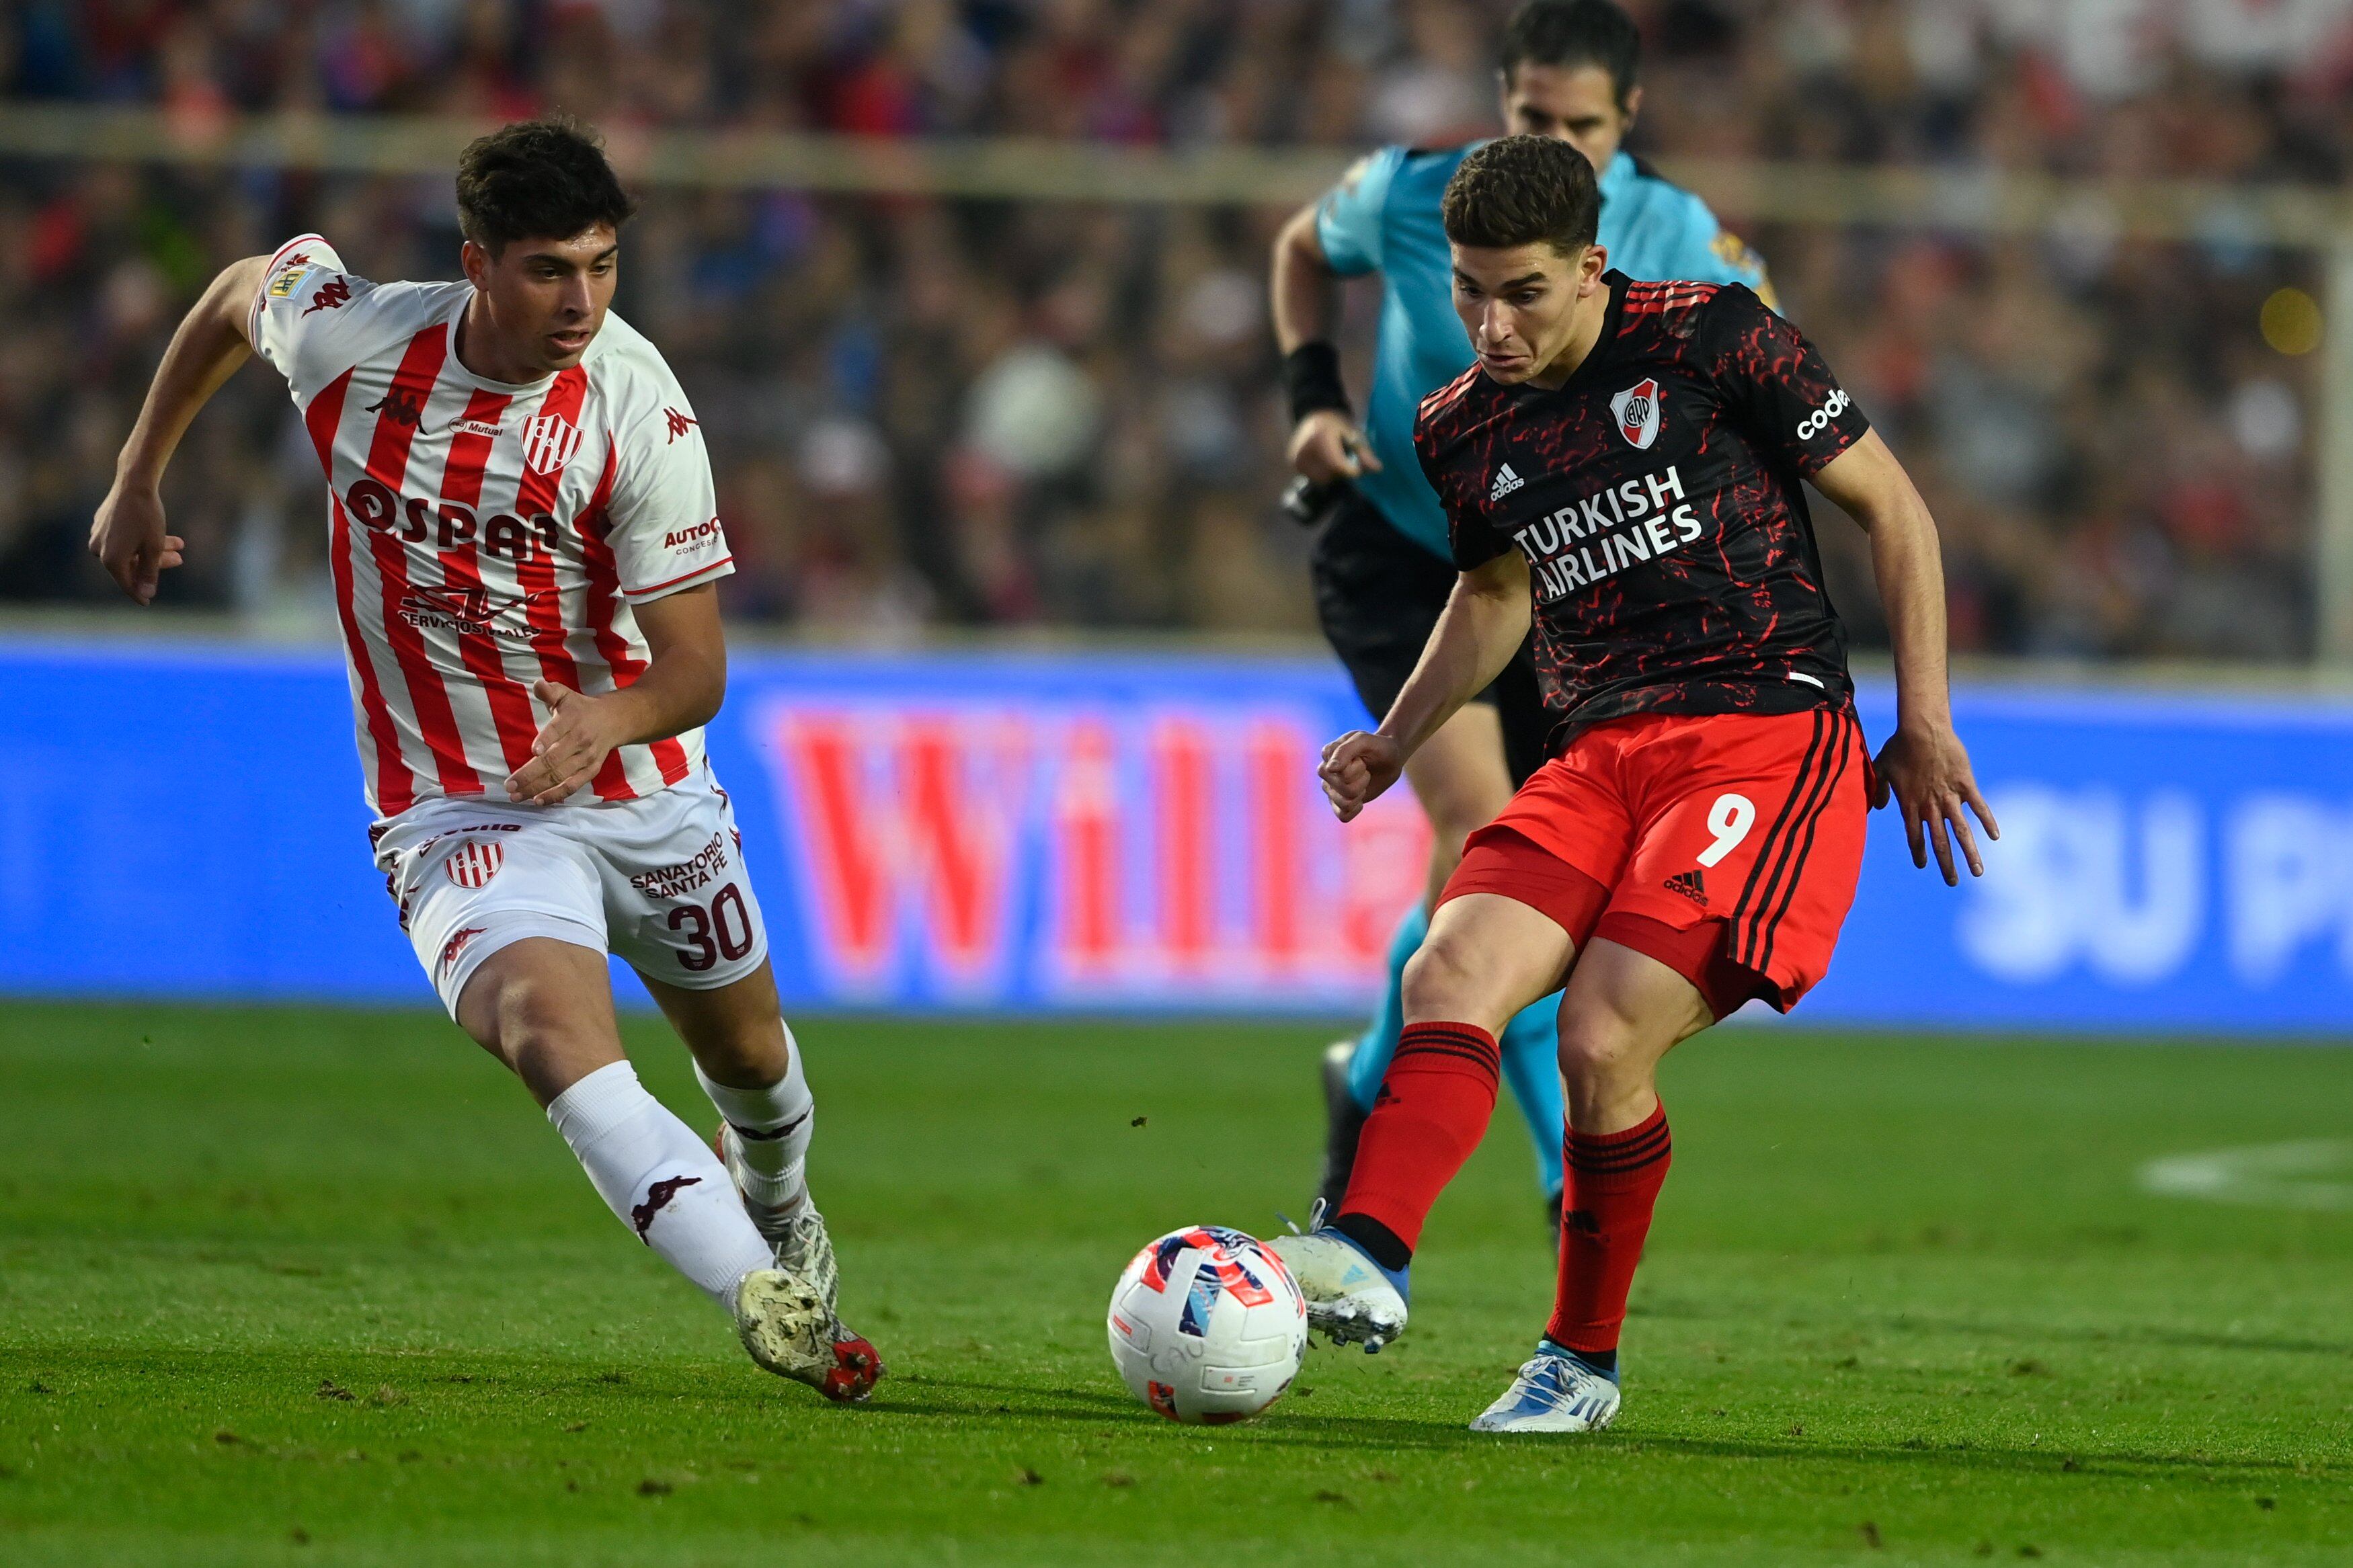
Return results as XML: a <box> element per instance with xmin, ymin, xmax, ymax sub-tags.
<box><xmin>1437</xmin><ymin>707</ymin><xmax>1873</xmax><ymax>1017</ymax></box>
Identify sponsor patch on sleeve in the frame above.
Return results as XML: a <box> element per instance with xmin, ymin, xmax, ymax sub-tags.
<box><xmin>662</xmin><ymin>518</ymin><xmax>725</xmax><ymax>558</ymax></box>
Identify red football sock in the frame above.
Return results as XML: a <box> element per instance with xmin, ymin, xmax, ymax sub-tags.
<box><xmin>1546</xmin><ymin>1101</ymin><xmax>1672</xmax><ymax>1354</ymax></box>
<box><xmin>1336</xmin><ymin>1021</ymin><xmax>1501</xmax><ymax>1254</ymax></box>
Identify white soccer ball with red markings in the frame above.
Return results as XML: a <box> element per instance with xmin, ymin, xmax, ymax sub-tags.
<box><xmin>1107</xmin><ymin>1225</ymin><xmax>1308</xmax><ymax>1424</ymax></box>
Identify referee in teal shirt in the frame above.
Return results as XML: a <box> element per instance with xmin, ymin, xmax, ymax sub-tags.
<box><xmin>1271</xmin><ymin>0</ymin><xmax>1772</xmax><ymax>1227</ymax></box>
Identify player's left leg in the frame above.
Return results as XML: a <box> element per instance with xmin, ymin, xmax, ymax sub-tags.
<box><xmin>639</xmin><ymin>960</ymin><xmax>882</xmax><ymax>1402</ymax></box>
<box><xmin>1470</xmin><ymin>938</ymin><xmax>1714</xmax><ymax>1434</ymax></box>
<box><xmin>594</xmin><ymin>767</ymin><xmax>882</xmax><ymax>1401</ymax></box>
<box><xmin>1472</xmin><ymin>708</ymin><xmax>1874</xmax><ymax>1434</ymax></box>
<box><xmin>639</xmin><ymin>961</ymin><xmax>811</xmax><ymax>1248</ymax></box>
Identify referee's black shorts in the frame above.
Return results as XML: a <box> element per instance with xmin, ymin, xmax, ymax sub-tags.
<box><xmin>1306</xmin><ymin>487</ymin><xmax>1553</xmax><ymax>789</ymax></box>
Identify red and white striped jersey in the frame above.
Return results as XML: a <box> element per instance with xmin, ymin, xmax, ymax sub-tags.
<box><xmin>249</xmin><ymin>234</ymin><xmax>735</xmax><ymax>817</ymax></box>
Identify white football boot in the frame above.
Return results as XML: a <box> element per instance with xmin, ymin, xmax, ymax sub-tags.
<box><xmin>716</xmin><ymin>1127</ymin><xmax>880</xmax><ymax>1402</ymax></box>
<box><xmin>1468</xmin><ymin>1342</ymin><xmax>1622</xmax><ymax>1433</ymax></box>
<box><xmin>1267</xmin><ymin>1212</ymin><xmax>1409</xmax><ymax>1352</ymax></box>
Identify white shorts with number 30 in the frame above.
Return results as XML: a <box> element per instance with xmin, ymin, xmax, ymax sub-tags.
<box><xmin>371</xmin><ymin>766</ymin><xmax>770</xmax><ymax>1016</ymax></box>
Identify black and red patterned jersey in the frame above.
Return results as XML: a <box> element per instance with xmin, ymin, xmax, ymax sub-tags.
<box><xmin>1414</xmin><ymin>271</ymin><xmax>1870</xmax><ymax>749</ymax></box>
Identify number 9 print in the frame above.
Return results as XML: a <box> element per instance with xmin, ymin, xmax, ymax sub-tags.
<box><xmin>1697</xmin><ymin>793</ymin><xmax>1757</xmax><ymax>868</ymax></box>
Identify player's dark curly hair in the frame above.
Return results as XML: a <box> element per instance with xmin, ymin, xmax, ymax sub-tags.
<box><xmin>1440</xmin><ymin>134</ymin><xmax>1601</xmax><ymax>256</ymax></box>
<box><xmin>455</xmin><ymin>117</ymin><xmax>637</xmax><ymax>255</ymax></box>
<box><xmin>1500</xmin><ymin>0</ymin><xmax>1642</xmax><ymax>110</ymax></box>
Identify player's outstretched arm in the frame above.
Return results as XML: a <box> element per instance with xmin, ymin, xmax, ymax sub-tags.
<box><xmin>1320</xmin><ymin>550</ymin><xmax>1530</xmax><ymax>822</ymax></box>
<box><xmin>1270</xmin><ymin>202</ymin><xmax>1379</xmax><ymax>485</ymax></box>
<box><xmin>90</xmin><ymin>255</ymin><xmax>272</xmax><ymax>604</ymax></box>
<box><xmin>505</xmin><ymin>583</ymin><xmax>728</xmax><ymax>805</ymax></box>
<box><xmin>1810</xmin><ymin>429</ymin><xmax>1999</xmax><ymax>886</ymax></box>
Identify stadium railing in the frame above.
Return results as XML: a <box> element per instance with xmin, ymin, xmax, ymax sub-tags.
<box><xmin>2</xmin><ymin>104</ymin><xmax>2350</xmax><ymax>657</ymax></box>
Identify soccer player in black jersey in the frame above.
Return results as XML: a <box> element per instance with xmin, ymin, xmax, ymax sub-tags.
<box><xmin>1268</xmin><ymin>136</ymin><xmax>1997</xmax><ymax>1434</ymax></box>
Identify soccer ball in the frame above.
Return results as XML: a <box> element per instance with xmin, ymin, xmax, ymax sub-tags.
<box><xmin>1107</xmin><ymin>1225</ymin><xmax>1308</xmax><ymax>1425</ymax></box>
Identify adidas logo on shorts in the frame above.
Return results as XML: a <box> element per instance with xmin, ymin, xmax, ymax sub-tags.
<box><xmin>1664</xmin><ymin>868</ymin><xmax>1708</xmax><ymax>908</ymax></box>
<box><xmin>1489</xmin><ymin>462</ymin><xmax>1525</xmax><ymax>501</ymax></box>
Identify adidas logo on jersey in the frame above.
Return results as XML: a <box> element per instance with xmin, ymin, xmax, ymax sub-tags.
<box><xmin>1664</xmin><ymin>868</ymin><xmax>1708</xmax><ymax>908</ymax></box>
<box><xmin>1489</xmin><ymin>463</ymin><xmax>1525</xmax><ymax>501</ymax></box>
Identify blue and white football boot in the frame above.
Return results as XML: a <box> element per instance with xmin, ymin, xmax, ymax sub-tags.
<box><xmin>1468</xmin><ymin>1341</ymin><xmax>1622</xmax><ymax>1433</ymax></box>
<box><xmin>1267</xmin><ymin>1205</ymin><xmax>1409</xmax><ymax>1352</ymax></box>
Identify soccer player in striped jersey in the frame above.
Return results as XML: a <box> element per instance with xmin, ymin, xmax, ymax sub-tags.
<box><xmin>89</xmin><ymin>118</ymin><xmax>880</xmax><ymax>1402</ymax></box>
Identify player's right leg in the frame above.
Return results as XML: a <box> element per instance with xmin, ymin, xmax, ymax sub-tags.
<box><xmin>375</xmin><ymin>806</ymin><xmax>834</xmax><ymax>1397</ymax></box>
<box><xmin>452</xmin><ymin>937</ymin><xmax>775</xmax><ymax>1309</ymax></box>
<box><xmin>1320</xmin><ymin>702</ymin><xmax>1518</xmax><ymax>1213</ymax></box>
<box><xmin>1275</xmin><ymin>889</ymin><xmax>1579</xmax><ymax>1350</ymax></box>
<box><xmin>1308</xmin><ymin>494</ymin><xmax>1569</xmax><ymax>1216</ymax></box>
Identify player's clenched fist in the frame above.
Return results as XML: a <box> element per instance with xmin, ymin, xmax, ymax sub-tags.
<box><xmin>88</xmin><ymin>483</ymin><xmax>186</xmax><ymax>606</ymax></box>
<box><xmin>1318</xmin><ymin>729</ymin><xmax>1404</xmax><ymax>822</ymax></box>
<box><xmin>506</xmin><ymin>679</ymin><xmax>626</xmax><ymax>804</ymax></box>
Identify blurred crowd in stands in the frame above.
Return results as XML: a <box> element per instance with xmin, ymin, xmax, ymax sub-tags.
<box><xmin>2</xmin><ymin>0</ymin><xmax>2346</xmax><ymax>657</ymax></box>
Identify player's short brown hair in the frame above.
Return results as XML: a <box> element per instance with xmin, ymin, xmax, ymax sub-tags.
<box><xmin>455</xmin><ymin>116</ymin><xmax>636</xmax><ymax>255</ymax></box>
<box><xmin>1441</xmin><ymin>134</ymin><xmax>1601</xmax><ymax>257</ymax></box>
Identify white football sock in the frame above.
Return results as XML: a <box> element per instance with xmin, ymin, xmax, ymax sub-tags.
<box><xmin>694</xmin><ymin>1028</ymin><xmax>813</xmax><ymax>1214</ymax></box>
<box><xmin>546</xmin><ymin>1061</ymin><xmax>774</xmax><ymax>1309</ymax></box>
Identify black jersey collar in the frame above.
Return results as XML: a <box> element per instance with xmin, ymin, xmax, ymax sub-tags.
<box><xmin>1560</xmin><ymin>270</ymin><xmax>1630</xmax><ymax>391</ymax></box>
<box><xmin>1516</xmin><ymin>270</ymin><xmax>1628</xmax><ymax>401</ymax></box>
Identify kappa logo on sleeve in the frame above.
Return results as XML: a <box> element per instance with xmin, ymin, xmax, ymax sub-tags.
<box><xmin>664</xmin><ymin>407</ymin><xmax>699</xmax><ymax>443</ymax></box>
<box><xmin>302</xmin><ymin>275</ymin><xmax>353</xmax><ymax>315</ymax></box>
<box><xmin>1611</xmin><ymin>378</ymin><xmax>1663</xmax><ymax>449</ymax></box>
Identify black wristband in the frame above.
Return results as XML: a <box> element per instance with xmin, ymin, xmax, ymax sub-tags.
<box><xmin>1283</xmin><ymin>341</ymin><xmax>1351</xmax><ymax>424</ymax></box>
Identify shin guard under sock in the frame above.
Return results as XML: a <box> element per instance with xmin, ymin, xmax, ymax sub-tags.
<box><xmin>1335</xmin><ymin>1021</ymin><xmax>1501</xmax><ymax>1253</ymax></box>
<box><xmin>1545</xmin><ymin>1101</ymin><xmax>1671</xmax><ymax>1354</ymax></box>
<box><xmin>547</xmin><ymin>1061</ymin><xmax>775</xmax><ymax>1309</ymax></box>
<box><xmin>694</xmin><ymin>1034</ymin><xmax>813</xmax><ymax>1215</ymax></box>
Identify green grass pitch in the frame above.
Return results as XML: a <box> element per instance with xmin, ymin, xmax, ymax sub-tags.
<box><xmin>2</xmin><ymin>1003</ymin><xmax>2350</xmax><ymax>1566</ymax></box>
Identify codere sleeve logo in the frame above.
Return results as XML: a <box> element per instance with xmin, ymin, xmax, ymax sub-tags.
<box><xmin>1796</xmin><ymin>388</ymin><xmax>1851</xmax><ymax>440</ymax></box>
